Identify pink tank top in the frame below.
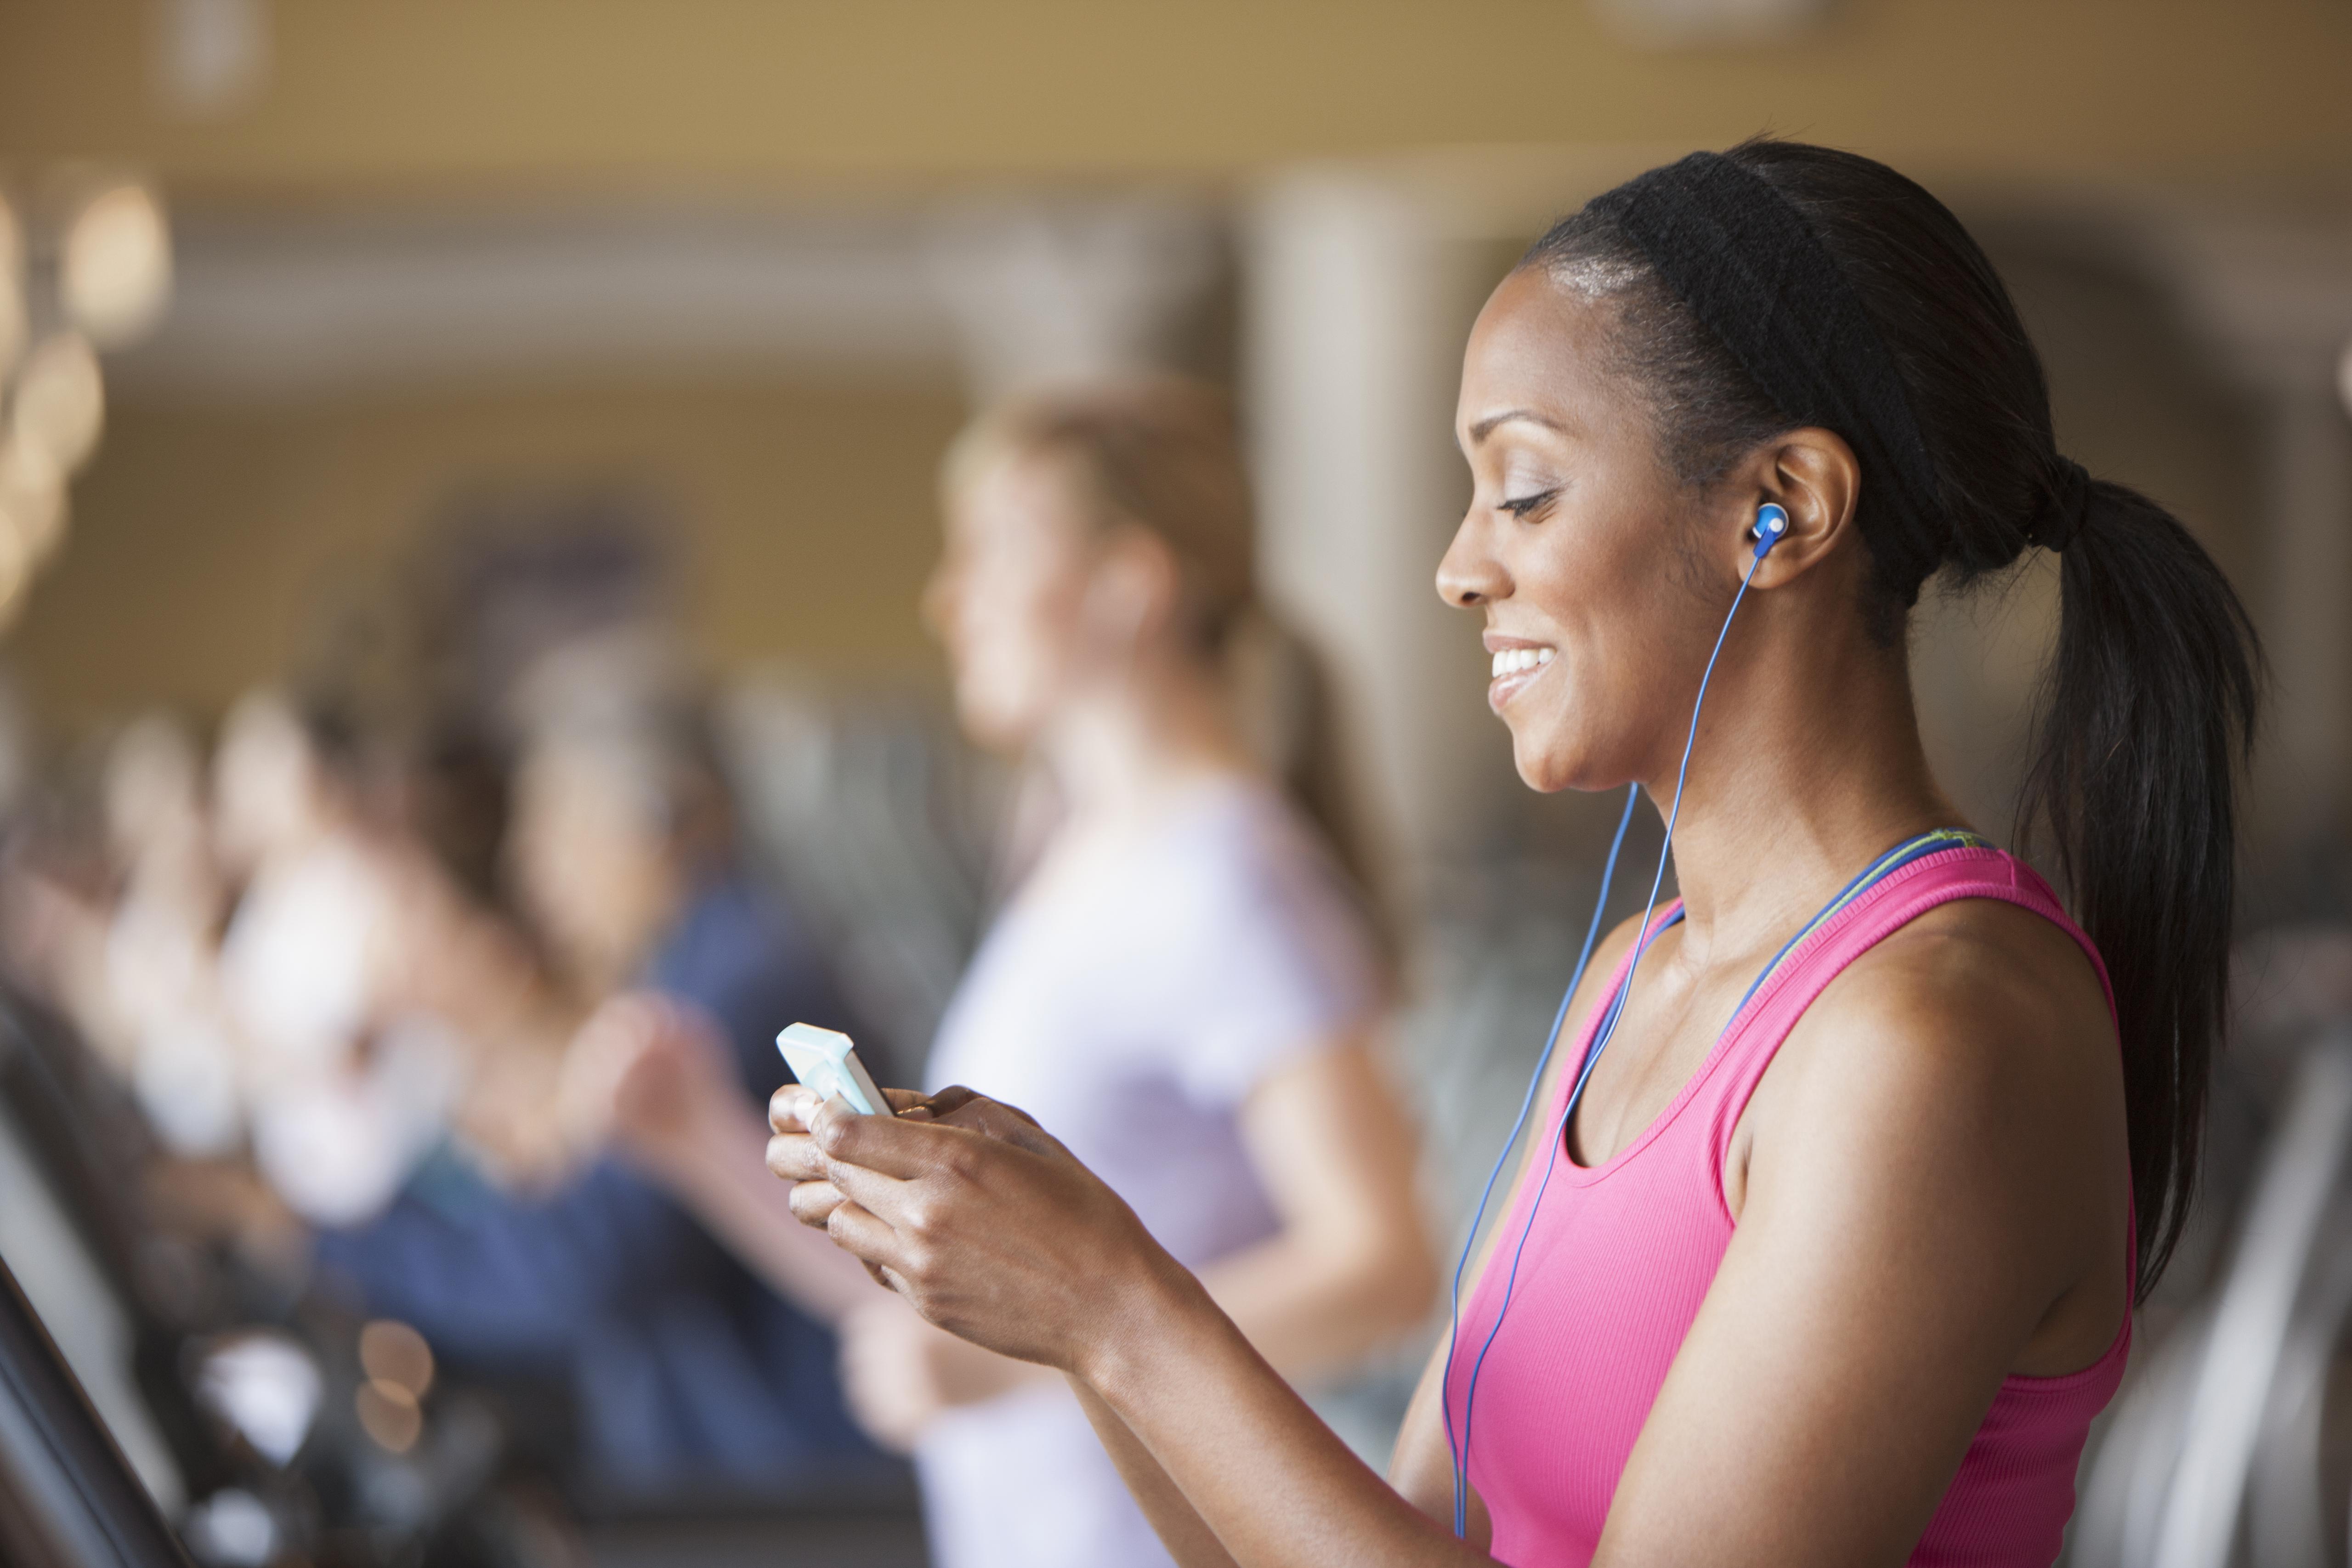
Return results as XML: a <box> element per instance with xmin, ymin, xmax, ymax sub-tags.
<box><xmin>1445</xmin><ymin>845</ymin><xmax>2131</xmax><ymax>1568</ymax></box>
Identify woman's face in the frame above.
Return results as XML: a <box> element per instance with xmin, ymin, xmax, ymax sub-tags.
<box><xmin>924</xmin><ymin>451</ymin><xmax>1100</xmax><ymax>752</ymax></box>
<box><xmin>1438</xmin><ymin>267</ymin><xmax>1728</xmax><ymax>794</ymax></box>
<box><xmin>506</xmin><ymin>748</ymin><xmax>675</xmax><ymax>988</ymax></box>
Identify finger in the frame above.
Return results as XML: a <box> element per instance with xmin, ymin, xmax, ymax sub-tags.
<box><xmin>765</xmin><ymin>1131</ymin><xmax>828</xmax><ymax>1183</ymax></box>
<box><xmin>770</xmin><ymin>1085</ymin><xmax>819</xmax><ymax>1137</ymax></box>
<box><xmin>821</xmin><ymin>1153</ymin><xmax>921</xmax><ymax>1228</ymax></box>
<box><xmin>919</xmin><ymin>1085</ymin><xmax>982</xmax><ymax>1117</ymax></box>
<box><xmin>788</xmin><ymin>1179</ymin><xmax>847</xmax><ymax>1230</ymax></box>
<box><xmin>933</xmin><ymin>1095</ymin><xmax>1062</xmax><ymax>1158</ymax></box>
<box><xmin>809</xmin><ymin>1096</ymin><xmax>965</xmax><ymax>1181</ymax></box>
<box><xmin>878</xmin><ymin>1087</ymin><xmax>931</xmax><ymax>1115</ymax></box>
<box><xmin>825</xmin><ymin>1197</ymin><xmax>912</xmax><ymax>1281</ymax></box>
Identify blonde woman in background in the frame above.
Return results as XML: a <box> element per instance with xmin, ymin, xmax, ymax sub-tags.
<box><xmin>864</xmin><ymin>381</ymin><xmax>1434</xmax><ymax>1568</ymax></box>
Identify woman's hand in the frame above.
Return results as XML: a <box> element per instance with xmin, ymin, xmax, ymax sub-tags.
<box><xmin>556</xmin><ymin>992</ymin><xmax>735</xmax><ymax>1177</ymax></box>
<box><xmin>765</xmin><ymin>1085</ymin><xmax>1189</xmax><ymax>1377</ymax></box>
<box><xmin>838</xmin><ymin>1292</ymin><xmax>1050</xmax><ymax>1451</ymax></box>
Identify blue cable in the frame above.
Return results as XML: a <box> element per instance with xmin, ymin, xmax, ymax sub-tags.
<box><xmin>1444</xmin><ymin>552</ymin><xmax>1763</xmax><ymax>1535</ymax></box>
<box><xmin>1437</xmin><ymin>781</ymin><xmax>1638</xmax><ymax>1534</ymax></box>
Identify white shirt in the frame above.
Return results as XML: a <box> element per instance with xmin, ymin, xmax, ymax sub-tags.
<box><xmin>918</xmin><ymin>777</ymin><xmax>1380</xmax><ymax>1568</ymax></box>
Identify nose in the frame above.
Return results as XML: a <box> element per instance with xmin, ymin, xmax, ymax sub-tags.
<box><xmin>1435</xmin><ymin>511</ymin><xmax>1508</xmax><ymax>610</ymax></box>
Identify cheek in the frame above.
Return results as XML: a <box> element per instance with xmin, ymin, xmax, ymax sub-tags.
<box><xmin>1495</xmin><ymin>530</ymin><xmax>1680</xmax><ymax>788</ymax></box>
<box><xmin>951</xmin><ymin>563</ymin><xmax>1087</xmax><ymax>722</ymax></box>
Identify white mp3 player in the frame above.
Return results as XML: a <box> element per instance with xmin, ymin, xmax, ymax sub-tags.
<box><xmin>775</xmin><ymin>1022</ymin><xmax>886</xmax><ymax>1116</ymax></box>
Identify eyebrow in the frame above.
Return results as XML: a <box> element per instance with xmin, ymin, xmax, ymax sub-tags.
<box><xmin>1468</xmin><ymin>408</ymin><xmax>1564</xmax><ymax>443</ymax></box>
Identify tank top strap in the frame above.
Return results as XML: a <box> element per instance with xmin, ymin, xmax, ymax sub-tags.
<box><xmin>1699</xmin><ymin>844</ymin><xmax>2119</xmax><ymax>1209</ymax></box>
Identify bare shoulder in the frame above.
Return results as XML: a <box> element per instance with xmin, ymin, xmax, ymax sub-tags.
<box><xmin>1744</xmin><ymin>894</ymin><xmax>2123</xmax><ymax>1209</ymax></box>
<box><xmin>1822</xmin><ymin>897</ymin><xmax>2114</xmax><ymax>1081</ymax></box>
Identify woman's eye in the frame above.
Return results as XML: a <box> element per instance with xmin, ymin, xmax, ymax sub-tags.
<box><xmin>1499</xmin><ymin>488</ymin><xmax>1559</xmax><ymax>519</ymax></box>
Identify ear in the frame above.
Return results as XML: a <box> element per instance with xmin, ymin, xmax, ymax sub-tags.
<box><xmin>1078</xmin><ymin>525</ymin><xmax>1183</xmax><ymax>652</ymax></box>
<box><xmin>1722</xmin><ymin>427</ymin><xmax>1862</xmax><ymax>589</ymax></box>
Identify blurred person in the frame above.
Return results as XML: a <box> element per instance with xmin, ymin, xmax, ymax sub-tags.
<box><xmin>0</xmin><ymin>715</ymin><xmax>238</xmax><ymax>1133</ymax></box>
<box><xmin>771</xmin><ymin>142</ymin><xmax>2263</xmax><ymax>1568</ymax></box>
<box><xmin>102</xmin><ymin>715</ymin><xmax>245</xmax><ymax>1156</ymax></box>
<box><xmin>213</xmin><ymin>691</ymin><xmax>466</xmax><ymax>1227</ymax></box>
<box><xmin>865</xmin><ymin>380</ymin><xmax>1428</xmax><ymax>1568</ymax></box>
<box><xmin>316</xmin><ymin>675</ymin><xmax>890</xmax><ymax>1496</ymax></box>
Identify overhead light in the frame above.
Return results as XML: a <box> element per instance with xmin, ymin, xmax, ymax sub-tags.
<box><xmin>11</xmin><ymin>332</ymin><xmax>106</xmax><ymax>473</ymax></box>
<box><xmin>0</xmin><ymin>196</ymin><xmax>22</xmax><ymax>378</ymax></box>
<box><xmin>61</xmin><ymin>182</ymin><xmax>173</xmax><ymax>348</ymax></box>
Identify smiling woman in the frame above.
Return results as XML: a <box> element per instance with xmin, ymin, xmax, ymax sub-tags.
<box><xmin>766</xmin><ymin>140</ymin><xmax>2261</xmax><ymax>1568</ymax></box>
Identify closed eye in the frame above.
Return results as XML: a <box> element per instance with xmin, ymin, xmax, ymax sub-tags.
<box><xmin>1499</xmin><ymin>488</ymin><xmax>1560</xmax><ymax>519</ymax></box>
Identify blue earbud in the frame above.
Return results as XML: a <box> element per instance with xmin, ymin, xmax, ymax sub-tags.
<box><xmin>1751</xmin><ymin>502</ymin><xmax>1790</xmax><ymax>560</ymax></box>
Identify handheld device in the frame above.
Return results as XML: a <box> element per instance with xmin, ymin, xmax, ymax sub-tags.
<box><xmin>775</xmin><ymin>1023</ymin><xmax>886</xmax><ymax>1116</ymax></box>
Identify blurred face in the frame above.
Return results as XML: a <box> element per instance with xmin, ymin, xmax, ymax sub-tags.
<box><xmin>924</xmin><ymin>451</ymin><xmax>1100</xmax><ymax>752</ymax></box>
<box><xmin>212</xmin><ymin>700</ymin><xmax>321</xmax><ymax>874</ymax></box>
<box><xmin>1437</xmin><ymin>267</ymin><xmax>1725</xmax><ymax>794</ymax></box>
<box><xmin>506</xmin><ymin>748</ymin><xmax>677</xmax><ymax>987</ymax></box>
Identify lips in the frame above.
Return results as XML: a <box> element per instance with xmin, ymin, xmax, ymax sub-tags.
<box><xmin>1485</xmin><ymin>642</ymin><xmax>1555</xmax><ymax>710</ymax></box>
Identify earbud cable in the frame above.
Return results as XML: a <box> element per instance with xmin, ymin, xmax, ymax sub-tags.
<box><xmin>1443</xmin><ymin>550</ymin><xmax>1763</xmax><ymax>1535</ymax></box>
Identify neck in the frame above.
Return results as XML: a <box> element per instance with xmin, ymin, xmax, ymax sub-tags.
<box><xmin>1037</xmin><ymin>651</ymin><xmax>1253</xmax><ymax>827</ymax></box>
<box><xmin>1644</xmin><ymin>615</ymin><xmax>1960</xmax><ymax>959</ymax></box>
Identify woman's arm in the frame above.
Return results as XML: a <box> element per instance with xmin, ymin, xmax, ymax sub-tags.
<box><xmin>1067</xmin><ymin>1377</ymin><xmax>1245</xmax><ymax>1568</ymax></box>
<box><xmin>774</xmin><ymin>1090</ymin><xmax>1490</xmax><ymax>1567</ymax></box>
<box><xmin>1199</xmin><ymin>1030</ymin><xmax>1437</xmax><ymax>1380</ymax></box>
<box><xmin>830</xmin><ymin>1030</ymin><xmax>1436</xmax><ymax>1452</ymax></box>
<box><xmin>774</xmin><ymin>900</ymin><xmax>2123</xmax><ymax>1568</ymax></box>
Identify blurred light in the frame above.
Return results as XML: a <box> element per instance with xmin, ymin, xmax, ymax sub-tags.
<box><xmin>182</xmin><ymin>1488</ymin><xmax>276</xmax><ymax>1568</ymax></box>
<box><xmin>155</xmin><ymin>0</ymin><xmax>272</xmax><ymax>119</ymax></box>
<box><xmin>355</xmin><ymin>1378</ymin><xmax>422</xmax><ymax>1453</ymax></box>
<box><xmin>2338</xmin><ymin>334</ymin><xmax>2352</xmax><ymax>423</ymax></box>
<box><xmin>0</xmin><ymin>437</ymin><xmax>67</xmax><ymax>563</ymax></box>
<box><xmin>62</xmin><ymin>182</ymin><xmax>172</xmax><ymax>347</ymax></box>
<box><xmin>0</xmin><ymin>507</ymin><xmax>29</xmax><ymax>633</ymax></box>
<box><xmin>0</xmin><ymin>196</ymin><xmax>23</xmax><ymax>379</ymax></box>
<box><xmin>11</xmin><ymin>332</ymin><xmax>105</xmax><ymax>473</ymax></box>
<box><xmin>195</xmin><ymin>1332</ymin><xmax>322</xmax><ymax>1467</ymax></box>
<box><xmin>357</xmin><ymin>1319</ymin><xmax>435</xmax><ymax>1398</ymax></box>
<box><xmin>1592</xmin><ymin>0</ymin><xmax>1831</xmax><ymax>47</ymax></box>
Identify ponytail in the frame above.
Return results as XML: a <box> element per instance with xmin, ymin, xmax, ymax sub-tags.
<box><xmin>2020</xmin><ymin>483</ymin><xmax>2261</xmax><ymax>1297</ymax></box>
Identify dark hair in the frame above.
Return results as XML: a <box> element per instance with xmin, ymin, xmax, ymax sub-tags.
<box><xmin>1525</xmin><ymin>139</ymin><xmax>2261</xmax><ymax>1300</ymax></box>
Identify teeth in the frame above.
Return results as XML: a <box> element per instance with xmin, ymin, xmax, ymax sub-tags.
<box><xmin>1489</xmin><ymin>647</ymin><xmax>1554</xmax><ymax>679</ymax></box>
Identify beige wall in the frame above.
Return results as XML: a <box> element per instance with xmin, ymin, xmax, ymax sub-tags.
<box><xmin>10</xmin><ymin>375</ymin><xmax>970</xmax><ymax>733</ymax></box>
<box><xmin>2</xmin><ymin>1</ymin><xmax>2349</xmax><ymax>194</ymax></box>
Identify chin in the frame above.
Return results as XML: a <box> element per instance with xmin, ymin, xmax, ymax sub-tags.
<box><xmin>953</xmin><ymin>689</ymin><xmax>1040</xmax><ymax>754</ymax></box>
<box><xmin>1509</xmin><ymin>726</ymin><xmax>1599</xmax><ymax>796</ymax></box>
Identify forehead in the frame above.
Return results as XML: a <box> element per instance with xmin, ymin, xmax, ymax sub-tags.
<box><xmin>948</xmin><ymin>448</ymin><xmax>1090</xmax><ymax>541</ymax></box>
<box><xmin>1456</xmin><ymin>266</ymin><xmax>1626</xmax><ymax>441</ymax></box>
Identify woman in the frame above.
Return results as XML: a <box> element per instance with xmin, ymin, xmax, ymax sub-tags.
<box><xmin>603</xmin><ymin>381</ymin><xmax>1436</xmax><ymax>1567</ymax></box>
<box><xmin>770</xmin><ymin>141</ymin><xmax>2261</xmax><ymax>1567</ymax></box>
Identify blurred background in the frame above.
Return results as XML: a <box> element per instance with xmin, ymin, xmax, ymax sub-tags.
<box><xmin>0</xmin><ymin>3</ymin><xmax>2350</xmax><ymax>1566</ymax></box>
